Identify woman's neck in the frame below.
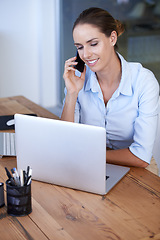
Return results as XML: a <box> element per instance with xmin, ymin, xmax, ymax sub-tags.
<box><xmin>96</xmin><ymin>52</ymin><xmax>121</xmax><ymax>87</ymax></box>
<box><xmin>96</xmin><ymin>52</ymin><xmax>122</xmax><ymax>105</ymax></box>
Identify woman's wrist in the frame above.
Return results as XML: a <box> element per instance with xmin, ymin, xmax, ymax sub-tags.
<box><xmin>65</xmin><ymin>91</ymin><xmax>79</xmax><ymax>103</ymax></box>
<box><xmin>61</xmin><ymin>92</ymin><xmax>78</xmax><ymax>122</ymax></box>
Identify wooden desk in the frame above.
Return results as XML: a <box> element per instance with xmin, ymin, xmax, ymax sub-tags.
<box><xmin>0</xmin><ymin>96</ymin><xmax>160</xmax><ymax>240</ymax></box>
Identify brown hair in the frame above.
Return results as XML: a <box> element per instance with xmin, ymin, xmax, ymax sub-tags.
<box><xmin>73</xmin><ymin>7</ymin><xmax>125</xmax><ymax>48</ymax></box>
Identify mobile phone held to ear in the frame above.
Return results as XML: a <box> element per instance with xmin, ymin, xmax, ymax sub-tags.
<box><xmin>74</xmin><ymin>51</ymin><xmax>85</xmax><ymax>73</ymax></box>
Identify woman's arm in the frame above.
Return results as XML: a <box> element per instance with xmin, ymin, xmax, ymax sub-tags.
<box><xmin>61</xmin><ymin>56</ymin><xmax>86</xmax><ymax>122</ymax></box>
<box><xmin>107</xmin><ymin>70</ymin><xmax>159</xmax><ymax>168</ymax></box>
<box><xmin>61</xmin><ymin>92</ymin><xmax>78</xmax><ymax>122</ymax></box>
<box><xmin>106</xmin><ymin>148</ymin><xmax>149</xmax><ymax>168</ymax></box>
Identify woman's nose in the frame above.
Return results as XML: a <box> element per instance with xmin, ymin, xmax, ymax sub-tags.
<box><xmin>83</xmin><ymin>48</ymin><xmax>92</xmax><ymax>59</ymax></box>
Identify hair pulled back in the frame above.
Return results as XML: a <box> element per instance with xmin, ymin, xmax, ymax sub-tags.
<box><xmin>72</xmin><ymin>7</ymin><xmax>125</xmax><ymax>38</ymax></box>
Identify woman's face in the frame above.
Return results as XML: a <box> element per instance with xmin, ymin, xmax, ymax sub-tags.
<box><xmin>73</xmin><ymin>23</ymin><xmax>117</xmax><ymax>73</ymax></box>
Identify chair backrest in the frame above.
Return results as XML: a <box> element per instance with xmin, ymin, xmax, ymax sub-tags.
<box><xmin>152</xmin><ymin>96</ymin><xmax>160</xmax><ymax>176</ymax></box>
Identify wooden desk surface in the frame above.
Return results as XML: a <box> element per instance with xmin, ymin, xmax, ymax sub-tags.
<box><xmin>0</xmin><ymin>96</ymin><xmax>160</xmax><ymax>240</ymax></box>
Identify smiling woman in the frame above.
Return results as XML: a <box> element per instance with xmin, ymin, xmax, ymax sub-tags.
<box><xmin>61</xmin><ymin>7</ymin><xmax>159</xmax><ymax>168</ymax></box>
<box><xmin>73</xmin><ymin>23</ymin><xmax>121</xmax><ymax>103</ymax></box>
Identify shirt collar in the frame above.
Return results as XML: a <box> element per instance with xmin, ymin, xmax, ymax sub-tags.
<box><xmin>116</xmin><ymin>53</ymin><xmax>133</xmax><ymax>97</ymax></box>
<box><xmin>84</xmin><ymin>68</ymin><xmax>100</xmax><ymax>93</ymax></box>
<box><xmin>84</xmin><ymin>53</ymin><xmax>133</xmax><ymax>97</ymax></box>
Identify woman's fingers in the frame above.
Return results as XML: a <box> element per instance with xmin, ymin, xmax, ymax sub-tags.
<box><xmin>65</xmin><ymin>56</ymin><xmax>77</xmax><ymax>68</ymax></box>
<box><xmin>64</xmin><ymin>56</ymin><xmax>78</xmax><ymax>79</ymax></box>
<box><xmin>63</xmin><ymin>56</ymin><xmax>86</xmax><ymax>94</ymax></box>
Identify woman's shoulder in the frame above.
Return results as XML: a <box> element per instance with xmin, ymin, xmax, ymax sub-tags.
<box><xmin>132</xmin><ymin>62</ymin><xmax>159</xmax><ymax>92</ymax></box>
<box><xmin>120</xmin><ymin>53</ymin><xmax>159</xmax><ymax>90</ymax></box>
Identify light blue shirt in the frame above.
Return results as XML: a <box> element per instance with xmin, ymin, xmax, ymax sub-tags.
<box><xmin>63</xmin><ymin>54</ymin><xmax>160</xmax><ymax>164</ymax></box>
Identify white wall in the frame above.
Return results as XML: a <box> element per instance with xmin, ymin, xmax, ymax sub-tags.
<box><xmin>0</xmin><ymin>0</ymin><xmax>60</xmax><ymax>109</ymax></box>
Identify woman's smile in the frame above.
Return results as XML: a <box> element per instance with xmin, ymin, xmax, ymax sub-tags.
<box><xmin>86</xmin><ymin>58</ymin><xmax>99</xmax><ymax>66</ymax></box>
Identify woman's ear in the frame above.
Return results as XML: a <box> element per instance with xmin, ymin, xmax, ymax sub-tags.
<box><xmin>110</xmin><ymin>31</ymin><xmax>117</xmax><ymax>46</ymax></box>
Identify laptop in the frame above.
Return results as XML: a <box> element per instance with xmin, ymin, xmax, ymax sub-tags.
<box><xmin>14</xmin><ymin>114</ymin><xmax>130</xmax><ymax>195</ymax></box>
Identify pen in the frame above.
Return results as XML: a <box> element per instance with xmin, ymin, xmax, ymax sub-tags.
<box><xmin>14</xmin><ymin>168</ymin><xmax>21</xmax><ymax>186</ymax></box>
<box><xmin>23</xmin><ymin>170</ymin><xmax>28</xmax><ymax>185</ymax></box>
<box><xmin>24</xmin><ymin>167</ymin><xmax>32</xmax><ymax>185</ymax></box>
<box><xmin>13</xmin><ymin>168</ymin><xmax>20</xmax><ymax>179</ymax></box>
<box><xmin>27</xmin><ymin>177</ymin><xmax>31</xmax><ymax>185</ymax></box>
<box><xmin>5</xmin><ymin>167</ymin><xmax>12</xmax><ymax>179</ymax></box>
<box><xmin>26</xmin><ymin>166</ymin><xmax>30</xmax><ymax>178</ymax></box>
<box><xmin>11</xmin><ymin>169</ymin><xmax>16</xmax><ymax>181</ymax></box>
<box><xmin>20</xmin><ymin>169</ymin><xmax>24</xmax><ymax>186</ymax></box>
<box><xmin>24</xmin><ymin>175</ymin><xmax>31</xmax><ymax>186</ymax></box>
<box><xmin>28</xmin><ymin>168</ymin><xmax>32</xmax><ymax>178</ymax></box>
<box><xmin>5</xmin><ymin>167</ymin><xmax>15</xmax><ymax>186</ymax></box>
<box><xmin>11</xmin><ymin>169</ymin><xmax>21</xmax><ymax>186</ymax></box>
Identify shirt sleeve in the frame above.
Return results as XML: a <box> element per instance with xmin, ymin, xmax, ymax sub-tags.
<box><xmin>129</xmin><ymin>71</ymin><xmax>160</xmax><ymax>164</ymax></box>
<box><xmin>74</xmin><ymin>100</ymin><xmax>80</xmax><ymax>123</ymax></box>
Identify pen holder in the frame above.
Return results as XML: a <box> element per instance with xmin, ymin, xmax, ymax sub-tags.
<box><xmin>0</xmin><ymin>182</ymin><xmax>5</xmax><ymax>208</ymax></box>
<box><xmin>6</xmin><ymin>180</ymin><xmax>32</xmax><ymax>216</ymax></box>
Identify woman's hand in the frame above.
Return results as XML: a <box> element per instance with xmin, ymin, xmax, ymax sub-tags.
<box><xmin>63</xmin><ymin>56</ymin><xmax>86</xmax><ymax>95</ymax></box>
<box><xmin>61</xmin><ymin>56</ymin><xmax>86</xmax><ymax>122</ymax></box>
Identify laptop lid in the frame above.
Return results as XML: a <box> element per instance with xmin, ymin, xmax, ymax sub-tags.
<box><xmin>15</xmin><ymin>114</ymin><xmax>107</xmax><ymax>195</ymax></box>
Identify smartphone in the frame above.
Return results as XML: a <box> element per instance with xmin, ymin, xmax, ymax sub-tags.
<box><xmin>74</xmin><ymin>51</ymin><xmax>85</xmax><ymax>73</ymax></box>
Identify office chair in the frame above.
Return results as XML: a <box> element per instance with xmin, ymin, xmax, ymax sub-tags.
<box><xmin>152</xmin><ymin>96</ymin><xmax>160</xmax><ymax>176</ymax></box>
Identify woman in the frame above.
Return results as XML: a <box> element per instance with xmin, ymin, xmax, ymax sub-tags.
<box><xmin>61</xmin><ymin>7</ymin><xmax>159</xmax><ymax>168</ymax></box>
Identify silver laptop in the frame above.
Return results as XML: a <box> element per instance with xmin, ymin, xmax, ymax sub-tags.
<box><xmin>14</xmin><ymin>114</ymin><xmax>130</xmax><ymax>195</ymax></box>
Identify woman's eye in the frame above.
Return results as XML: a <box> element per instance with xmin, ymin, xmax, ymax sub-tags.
<box><xmin>77</xmin><ymin>46</ymin><xmax>83</xmax><ymax>50</ymax></box>
<box><xmin>91</xmin><ymin>42</ymin><xmax>98</xmax><ymax>47</ymax></box>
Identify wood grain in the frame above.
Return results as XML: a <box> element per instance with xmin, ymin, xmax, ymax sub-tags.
<box><xmin>6</xmin><ymin>96</ymin><xmax>59</xmax><ymax>119</ymax></box>
<box><xmin>0</xmin><ymin>96</ymin><xmax>160</xmax><ymax>240</ymax></box>
<box><xmin>0</xmin><ymin>100</ymin><xmax>34</xmax><ymax>116</ymax></box>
